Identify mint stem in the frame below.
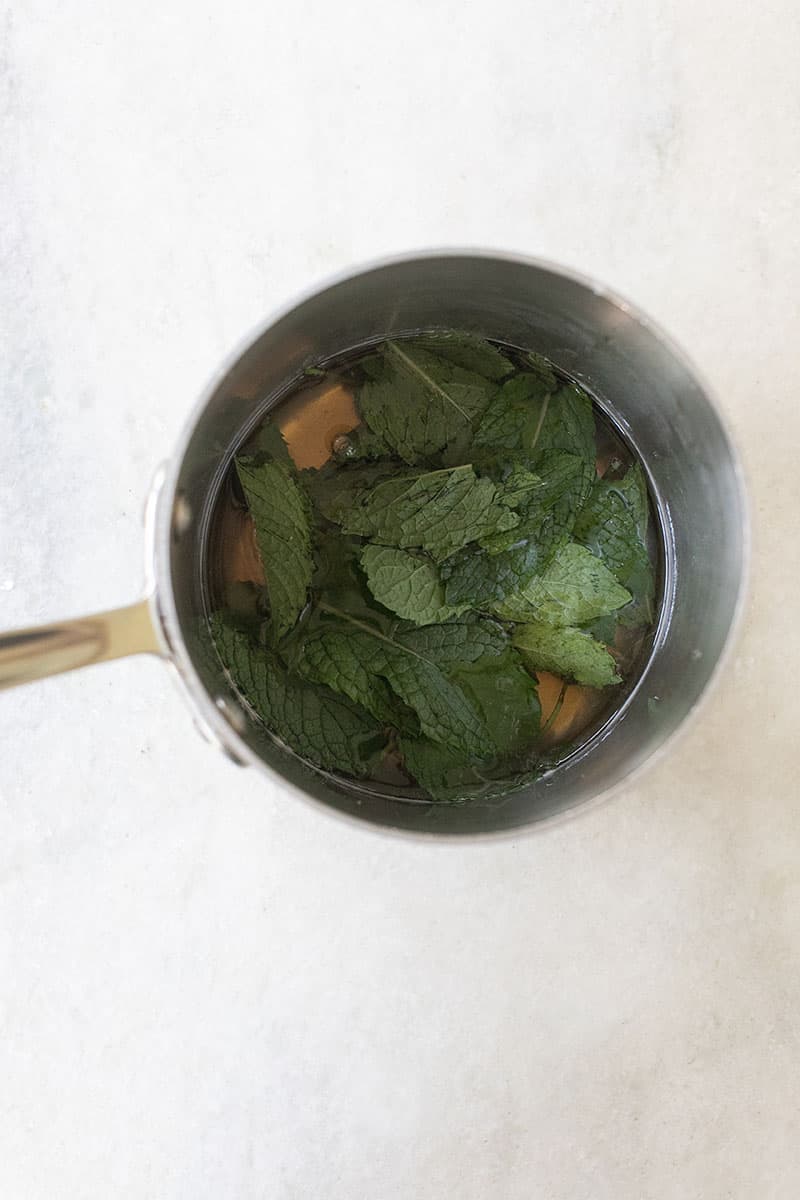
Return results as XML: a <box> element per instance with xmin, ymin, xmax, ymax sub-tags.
<box><xmin>540</xmin><ymin>680</ymin><xmax>568</xmax><ymax>737</ymax></box>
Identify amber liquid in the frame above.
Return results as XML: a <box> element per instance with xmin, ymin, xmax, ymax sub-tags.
<box><xmin>206</xmin><ymin>345</ymin><xmax>659</xmax><ymax>790</ymax></box>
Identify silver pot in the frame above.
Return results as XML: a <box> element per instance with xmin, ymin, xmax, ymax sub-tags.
<box><xmin>0</xmin><ymin>252</ymin><xmax>748</xmax><ymax>835</ymax></box>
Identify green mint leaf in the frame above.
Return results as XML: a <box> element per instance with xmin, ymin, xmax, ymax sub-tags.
<box><xmin>399</xmin><ymin>737</ymin><xmax>473</xmax><ymax>801</ymax></box>
<box><xmin>399</xmin><ymin>737</ymin><xmax>481</xmax><ymax>802</ymax></box>
<box><xmin>340</xmin><ymin>465</ymin><xmax>517</xmax><ymax>562</ymax></box>
<box><xmin>441</xmin><ymin>452</ymin><xmax>595</xmax><ymax>606</ymax></box>
<box><xmin>300</xmin><ymin>534</ymin><xmax>445</xmax><ymax>667</ymax></box>
<box><xmin>484</xmin><ymin>451</ymin><xmax>596</xmax><ymax>555</ymax></box>
<box><xmin>219</xmin><ymin>580</ymin><xmax>270</xmax><ymax>634</ymax></box>
<box><xmin>296</xmin><ymin>613</ymin><xmax>507</xmax><ymax>729</ymax></box>
<box><xmin>491</xmin><ymin>461</ymin><xmax>545</xmax><ymax>507</ymax></box>
<box><xmin>473</xmin><ymin>373</ymin><xmax>552</xmax><ymax>452</ymax></box>
<box><xmin>247</xmin><ymin>417</ymin><xmax>293</xmax><ymax>462</ymax></box>
<box><xmin>581</xmin><ymin>612</ymin><xmax>618</xmax><ymax>646</ymax></box>
<box><xmin>236</xmin><ymin>455</ymin><xmax>313</xmax><ymax>640</ymax></box>
<box><xmin>513</xmin><ymin>621</ymin><xmax>621</xmax><ymax>687</ymax></box>
<box><xmin>210</xmin><ymin>618</ymin><xmax>381</xmax><ymax>776</ymax></box>
<box><xmin>524</xmin><ymin>351</ymin><xmax>558</xmax><ymax>390</ymax></box>
<box><xmin>532</xmin><ymin>384</ymin><xmax>596</xmax><ymax>464</ymax></box>
<box><xmin>295</xmin><ymin>612</ymin><xmax>494</xmax><ymax>758</ymax></box>
<box><xmin>573</xmin><ymin>464</ymin><xmax>655</xmax><ymax>627</ymax></box>
<box><xmin>493</xmin><ymin>542</ymin><xmax>632</xmax><ymax>625</ymax></box>
<box><xmin>450</xmin><ymin>647</ymin><xmax>541</xmax><ymax>759</ymax></box>
<box><xmin>413</xmin><ymin>331</ymin><xmax>515</xmax><ymax>380</ymax></box>
<box><xmin>357</xmin><ymin>340</ymin><xmax>497</xmax><ymax>464</ymax></box>
<box><xmin>302</xmin><ymin>531</ymin><xmax>389</xmax><ymax>628</ymax></box>
<box><xmin>360</xmin><ymin>544</ymin><xmax>468</xmax><ymax>625</ymax></box>
<box><xmin>605</xmin><ymin>459</ymin><xmax>649</xmax><ymax>529</ymax></box>
<box><xmin>472</xmin><ymin>373</ymin><xmax>595</xmax><ymax>466</ymax></box>
<box><xmin>398</xmin><ymin>614</ymin><xmax>508</xmax><ymax>666</ymax></box>
<box><xmin>293</xmin><ymin>626</ymin><xmax>404</xmax><ymax>727</ymax></box>
<box><xmin>302</xmin><ymin>460</ymin><xmax>398</xmax><ymax>524</ymax></box>
<box><xmin>441</xmin><ymin>539</ymin><xmax>541</xmax><ymax>609</ymax></box>
<box><xmin>400</xmin><ymin>719</ymin><xmax>542</xmax><ymax>803</ymax></box>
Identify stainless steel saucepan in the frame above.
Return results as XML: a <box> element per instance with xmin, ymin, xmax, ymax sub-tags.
<box><xmin>0</xmin><ymin>253</ymin><xmax>748</xmax><ymax>835</ymax></box>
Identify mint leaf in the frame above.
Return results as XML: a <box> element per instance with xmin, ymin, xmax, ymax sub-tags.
<box><xmin>491</xmin><ymin>461</ymin><xmax>544</xmax><ymax>507</ymax></box>
<box><xmin>236</xmin><ymin>455</ymin><xmax>313</xmax><ymax>640</ymax></box>
<box><xmin>574</xmin><ymin>464</ymin><xmax>655</xmax><ymax>627</ymax></box>
<box><xmin>303</xmin><ymin>460</ymin><xmax>396</xmax><ymax>524</ymax></box>
<box><xmin>400</xmin><ymin>737</ymin><xmax>478</xmax><ymax>802</ymax></box>
<box><xmin>524</xmin><ymin>351</ymin><xmax>558</xmax><ymax>390</ymax></box>
<box><xmin>357</xmin><ymin>340</ymin><xmax>497</xmax><ymax>463</ymax></box>
<box><xmin>219</xmin><ymin>580</ymin><xmax>269</xmax><ymax>632</ymax></box>
<box><xmin>413</xmin><ymin>331</ymin><xmax>515</xmax><ymax>380</ymax></box>
<box><xmin>472</xmin><ymin>374</ymin><xmax>594</xmax><ymax>465</ymax></box>
<box><xmin>304</xmin><ymin>531</ymin><xmax>386</xmax><ymax>625</ymax></box>
<box><xmin>441</xmin><ymin>539</ymin><xmax>541</xmax><ymax>609</ymax></box>
<box><xmin>248</xmin><ymin>417</ymin><xmax>292</xmax><ymax>462</ymax></box>
<box><xmin>400</xmin><ymin>735</ymin><xmax>545</xmax><ymax>803</ymax></box>
<box><xmin>582</xmin><ymin>612</ymin><xmax>618</xmax><ymax>646</ymax></box>
<box><xmin>398</xmin><ymin>614</ymin><xmax>508</xmax><ymax>666</ymax></box>
<box><xmin>532</xmin><ymin>384</ymin><xmax>596</xmax><ymax>464</ymax></box>
<box><xmin>441</xmin><ymin>452</ymin><xmax>595</xmax><ymax>606</ymax></box>
<box><xmin>361</xmin><ymin>544</ymin><xmax>468</xmax><ymax>625</ymax></box>
<box><xmin>450</xmin><ymin>647</ymin><xmax>541</xmax><ymax>759</ymax></box>
<box><xmin>615</xmin><ymin>460</ymin><xmax>650</xmax><ymax>530</ymax></box>
<box><xmin>493</xmin><ymin>542</ymin><xmax>631</xmax><ymax>625</ymax></box>
<box><xmin>473</xmin><ymin>373</ymin><xmax>552</xmax><ymax>452</ymax></box>
<box><xmin>484</xmin><ymin>451</ymin><xmax>595</xmax><ymax>555</ymax></box>
<box><xmin>211</xmin><ymin>618</ymin><xmax>381</xmax><ymax>776</ymax></box>
<box><xmin>513</xmin><ymin>621</ymin><xmax>621</xmax><ymax>687</ymax></box>
<box><xmin>292</xmin><ymin>625</ymin><xmax>404</xmax><ymax>727</ymax></box>
<box><xmin>339</xmin><ymin>465</ymin><xmax>517</xmax><ymax>561</ymax></box>
<box><xmin>399</xmin><ymin>644</ymin><xmax>541</xmax><ymax>799</ymax></box>
<box><xmin>295</xmin><ymin>612</ymin><xmax>494</xmax><ymax>758</ymax></box>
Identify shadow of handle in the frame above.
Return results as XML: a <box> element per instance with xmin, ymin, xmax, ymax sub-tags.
<box><xmin>0</xmin><ymin>598</ymin><xmax>164</xmax><ymax>691</ymax></box>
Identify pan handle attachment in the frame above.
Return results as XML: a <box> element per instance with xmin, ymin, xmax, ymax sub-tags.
<box><xmin>0</xmin><ymin>597</ymin><xmax>164</xmax><ymax>691</ymax></box>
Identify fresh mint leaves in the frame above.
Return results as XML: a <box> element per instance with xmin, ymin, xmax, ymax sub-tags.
<box><xmin>573</xmin><ymin>464</ymin><xmax>655</xmax><ymax>627</ymax></box>
<box><xmin>533</xmin><ymin>384</ymin><xmax>597</xmax><ymax>464</ymax></box>
<box><xmin>296</xmin><ymin>614</ymin><xmax>496</xmax><ymax>759</ymax></box>
<box><xmin>439</xmin><ymin>451</ymin><xmax>595</xmax><ymax>607</ymax></box>
<box><xmin>210</xmin><ymin>332</ymin><xmax>657</xmax><ymax>803</ymax></box>
<box><xmin>450</xmin><ymin>647</ymin><xmax>542</xmax><ymax>758</ymax></box>
<box><xmin>513</xmin><ymin>621</ymin><xmax>621</xmax><ymax>688</ymax></box>
<box><xmin>473</xmin><ymin>373</ymin><xmax>552</xmax><ymax>452</ymax></box>
<box><xmin>340</xmin><ymin>465</ymin><xmax>518</xmax><ymax>562</ymax></box>
<box><xmin>235</xmin><ymin>455</ymin><xmax>313</xmax><ymax>641</ymax></box>
<box><xmin>472</xmin><ymin>375</ymin><xmax>595</xmax><ymax>465</ymax></box>
<box><xmin>211</xmin><ymin>618</ymin><xmax>382</xmax><ymax>775</ymax></box>
<box><xmin>493</xmin><ymin>542</ymin><xmax>632</xmax><ymax>625</ymax></box>
<box><xmin>360</xmin><ymin>544</ymin><xmax>467</xmax><ymax>625</ymax></box>
<box><xmin>413</xmin><ymin>330</ymin><xmax>516</xmax><ymax>380</ymax></box>
<box><xmin>358</xmin><ymin>340</ymin><xmax>497</xmax><ymax>463</ymax></box>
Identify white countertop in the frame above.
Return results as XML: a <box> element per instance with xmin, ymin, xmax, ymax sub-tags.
<box><xmin>2</xmin><ymin>3</ymin><xmax>797</xmax><ymax>1197</ymax></box>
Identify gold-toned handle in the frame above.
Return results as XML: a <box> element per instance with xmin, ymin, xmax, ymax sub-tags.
<box><xmin>0</xmin><ymin>598</ymin><xmax>164</xmax><ymax>691</ymax></box>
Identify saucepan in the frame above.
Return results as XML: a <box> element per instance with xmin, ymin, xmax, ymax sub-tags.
<box><xmin>0</xmin><ymin>252</ymin><xmax>748</xmax><ymax>834</ymax></box>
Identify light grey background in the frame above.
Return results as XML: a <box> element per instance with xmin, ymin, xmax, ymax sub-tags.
<box><xmin>1</xmin><ymin>3</ymin><xmax>798</xmax><ymax>1197</ymax></box>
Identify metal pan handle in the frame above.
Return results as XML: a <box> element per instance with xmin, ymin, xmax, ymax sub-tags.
<box><xmin>0</xmin><ymin>597</ymin><xmax>163</xmax><ymax>691</ymax></box>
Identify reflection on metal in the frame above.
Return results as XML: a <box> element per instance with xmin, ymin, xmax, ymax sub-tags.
<box><xmin>0</xmin><ymin>598</ymin><xmax>163</xmax><ymax>691</ymax></box>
